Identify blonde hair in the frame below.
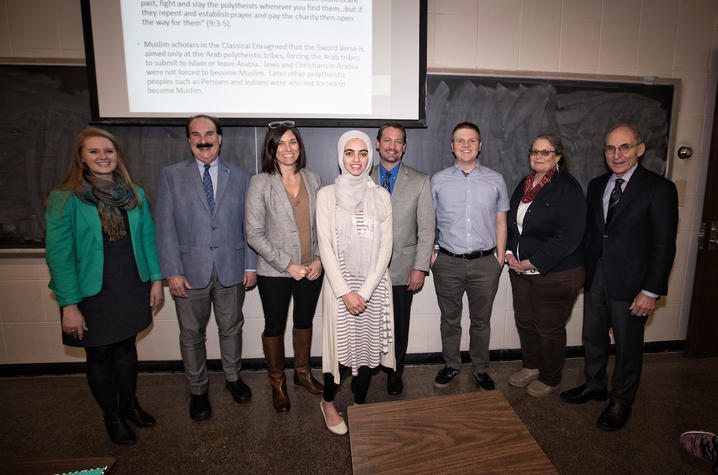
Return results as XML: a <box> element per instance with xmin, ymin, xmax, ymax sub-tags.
<box><xmin>47</xmin><ymin>127</ymin><xmax>142</xmax><ymax>208</ymax></box>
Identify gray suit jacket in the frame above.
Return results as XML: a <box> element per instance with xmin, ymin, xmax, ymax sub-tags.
<box><xmin>154</xmin><ymin>158</ymin><xmax>257</xmax><ymax>288</ymax></box>
<box><xmin>371</xmin><ymin>163</ymin><xmax>435</xmax><ymax>285</ymax></box>
<box><xmin>245</xmin><ymin>169</ymin><xmax>321</xmax><ymax>277</ymax></box>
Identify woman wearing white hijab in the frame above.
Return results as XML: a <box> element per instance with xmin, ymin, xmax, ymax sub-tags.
<box><xmin>316</xmin><ymin>130</ymin><xmax>395</xmax><ymax>435</ymax></box>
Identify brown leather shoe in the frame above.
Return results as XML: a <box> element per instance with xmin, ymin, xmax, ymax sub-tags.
<box><xmin>293</xmin><ymin>328</ymin><xmax>323</xmax><ymax>394</ymax></box>
<box><xmin>262</xmin><ymin>333</ymin><xmax>290</xmax><ymax>413</ymax></box>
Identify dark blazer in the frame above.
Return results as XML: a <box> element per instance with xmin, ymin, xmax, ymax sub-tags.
<box><xmin>154</xmin><ymin>158</ymin><xmax>257</xmax><ymax>288</ymax></box>
<box><xmin>507</xmin><ymin>170</ymin><xmax>586</xmax><ymax>274</ymax></box>
<box><xmin>584</xmin><ymin>165</ymin><xmax>678</xmax><ymax>301</ymax></box>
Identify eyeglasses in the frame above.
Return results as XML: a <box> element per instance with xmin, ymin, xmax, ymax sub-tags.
<box><xmin>604</xmin><ymin>143</ymin><xmax>639</xmax><ymax>155</ymax></box>
<box><xmin>529</xmin><ymin>149</ymin><xmax>555</xmax><ymax>157</ymax></box>
<box><xmin>268</xmin><ymin>120</ymin><xmax>295</xmax><ymax>129</ymax></box>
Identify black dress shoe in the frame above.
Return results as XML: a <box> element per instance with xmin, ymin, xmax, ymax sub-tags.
<box><xmin>189</xmin><ymin>392</ymin><xmax>212</xmax><ymax>421</ymax></box>
<box><xmin>560</xmin><ymin>384</ymin><xmax>608</xmax><ymax>404</ymax></box>
<box><xmin>103</xmin><ymin>412</ymin><xmax>136</xmax><ymax>446</ymax></box>
<box><xmin>387</xmin><ymin>371</ymin><xmax>403</xmax><ymax>395</ymax></box>
<box><xmin>227</xmin><ymin>377</ymin><xmax>252</xmax><ymax>404</ymax></box>
<box><xmin>122</xmin><ymin>402</ymin><xmax>156</xmax><ymax>427</ymax></box>
<box><xmin>597</xmin><ymin>401</ymin><xmax>632</xmax><ymax>431</ymax></box>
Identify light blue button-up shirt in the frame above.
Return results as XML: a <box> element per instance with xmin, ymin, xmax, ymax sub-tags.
<box><xmin>431</xmin><ymin>164</ymin><xmax>510</xmax><ymax>254</ymax></box>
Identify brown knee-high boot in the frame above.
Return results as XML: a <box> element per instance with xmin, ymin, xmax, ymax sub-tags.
<box><xmin>262</xmin><ymin>333</ymin><xmax>290</xmax><ymax>413</ymax></box>
<box><xmin>293</xmin><ymin>328</ymin><xmax>323</xmax><ymax>394</ymax></box>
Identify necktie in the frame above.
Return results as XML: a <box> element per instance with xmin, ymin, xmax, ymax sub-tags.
<box><xmin>383</xmin><ymin>171</ymin><xmax>392</xmax><ymax>194</ymax></box>
<box><xmin>203</xmin><ymin>164</ymin><xmax>215</xmax><ymax>214</ymax></box>
<box><xmin>606</xmin><ymin>178</ymin><xmax>623</xmax><ymax>224</ymax></box>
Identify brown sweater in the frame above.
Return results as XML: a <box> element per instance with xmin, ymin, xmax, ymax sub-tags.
<box><xmin>286</xmin><ymin>174</ymin><xmax>312</xmax><ymax>266</ymax></box>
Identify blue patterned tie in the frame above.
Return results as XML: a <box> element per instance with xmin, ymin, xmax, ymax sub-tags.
<box><xmin>383</xmin><ymin>170</ymin><xmax>392</xmax><ymax>194</ymax></box>
<box><xmin>203</xmin><ymin>164</ymin><xmax>215</xmax><ymax>214</ymax></box>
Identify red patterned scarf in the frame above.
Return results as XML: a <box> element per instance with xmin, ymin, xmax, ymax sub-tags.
<box><xmin>521</xmin><ymin>166</ymin><xmax>557</xmax><ymax>203</ymax></box>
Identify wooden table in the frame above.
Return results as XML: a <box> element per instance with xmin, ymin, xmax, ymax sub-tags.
<box><xmin>348</xmin><ymin>392</ymin><xmax>556</xmax><ymax>474</ymax></box>
<box><xmin>0</xmin><ymin>457</ymin><xmax>115</xmax><ymax>474</ymax></box>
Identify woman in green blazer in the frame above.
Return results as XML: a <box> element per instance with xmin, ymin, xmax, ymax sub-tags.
<box><xmin>45</xmin><ymin>127</ymin><xmax>163</xmax><ymax>446</ymax></box>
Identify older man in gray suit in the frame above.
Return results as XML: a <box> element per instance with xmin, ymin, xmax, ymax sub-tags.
<box><xmin>155</xmin><ymin>114</ymin><xmax>257</xmax><ymax>421</ymax></box>
<box><xmin>371</xmin><ymin>122</ymin><xmax>435</xmax><ymax>395</ymax></box>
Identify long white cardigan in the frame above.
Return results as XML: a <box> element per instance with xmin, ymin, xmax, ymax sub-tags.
<box><xmin>316</xmin><ymin>183</ymin><xmax>396</xmax><ymax>384</ymax></box>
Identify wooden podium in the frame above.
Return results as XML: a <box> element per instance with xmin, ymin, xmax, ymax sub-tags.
<box><xmin>348</xmin><ymin>391</ymin><xmax>556</xmax><ymax>474</ymax></box>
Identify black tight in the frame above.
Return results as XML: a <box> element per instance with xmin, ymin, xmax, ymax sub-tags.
<box><xmin>257</xmin><ymin>275</ymin><xmax>322</xmax><ymax>337</ymax></box>
<box><xmin>84</xmin><ymin>336</ymin><xmax>138</xmax><ymax>414</ymax></box>
<box><xmin>322</xmin><ymin>364</ymin><xmax>372</xmax><ymax>404</ymax></box>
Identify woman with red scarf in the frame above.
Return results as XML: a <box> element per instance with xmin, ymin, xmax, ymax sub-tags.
<box><xmin>505</xmin><ymin>132</ymin><xmax>586</xmax><ymax>398</ymax></box>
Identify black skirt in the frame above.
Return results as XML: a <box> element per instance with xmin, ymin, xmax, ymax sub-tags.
<box><xmin>63</xmin><ymin>211</ymin><xmax>151</xmax><ymax>348</ymax></box>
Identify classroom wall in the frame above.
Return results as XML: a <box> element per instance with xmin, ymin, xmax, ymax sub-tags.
<box><xmin>0</xmin><ymin>0</ymin><xmax>715</xmax><ymax>364</ymax></box>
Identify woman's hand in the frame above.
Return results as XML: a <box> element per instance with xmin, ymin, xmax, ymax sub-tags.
<box><xmin>286</xmin><ymin>262</ymin><xmax>309</xmax><ymax>281</ymax></box>
<box><xmin>62</xmin><ymin>304</ymin><xmax>88</xmax><ymax>340</ymax></box>
<box><xmin>150</xmin><ymin>280</ymin><xmax>164</xmax><ymax>310</ymax></box>
<box><xmin>508</xmin><ymin>258</ymin><xmax>536</xmax><ymax>273</ymax></box>
<box><xmin>306</xmin><ymin>259</ymin><xmax>322</xmax><ymax>280</ymax></box>
<box><xmin>341</xmin><ymin>291</ymin><xmax>366</xmax><ymax>315</ymax></box>
<box><xmin>505</xmin><ymin>253</ymin><xmax>519</xmax><ymax>267</ymax></box>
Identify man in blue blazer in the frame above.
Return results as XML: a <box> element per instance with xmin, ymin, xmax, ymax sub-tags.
<box><xmin>155</xmin><ymin>115</ymin><xmax>258</xmax><ymax>421</ymax></box>
<box><xmin>561</xmin><ymin>124</ymin><xmax>678</xmax><ymax>431</ymax></box>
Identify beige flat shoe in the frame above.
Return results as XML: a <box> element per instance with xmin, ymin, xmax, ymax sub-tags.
<box><xmin>320</xmin><ymin>400</ymin><xmax>348</xmax><ymax>435</ymax></box>
<box><xmin>527</xmin><ymin>379</ymin><xmax>559</xmax><ymax>398</ymax></box>
<box><xmin>509</xmin><ymin>368</ymin><xmax>539</xmax><ymax>388</ymax></box>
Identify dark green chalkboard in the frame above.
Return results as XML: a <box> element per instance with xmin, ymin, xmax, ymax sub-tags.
<box><xmin>0</xmin><ymin>65</ymin><xmax>675</xmax><ymax>246</ymax></box>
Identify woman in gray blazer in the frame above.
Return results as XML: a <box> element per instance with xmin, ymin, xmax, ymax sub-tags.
<box><xmin>245</xmin><ymin>122</ymin><xmax>324</xmax><ymax>413</ymax></box>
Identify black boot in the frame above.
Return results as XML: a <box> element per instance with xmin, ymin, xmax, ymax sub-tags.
<box><xmin>121</xmin><ymin>399</ymin><xmax>156</xmax><ymax>427</ymax></box>
<box><xmin>103</xmin><ymin>412</ymin><xmax>136</xmax><ymax>446</ymax></box>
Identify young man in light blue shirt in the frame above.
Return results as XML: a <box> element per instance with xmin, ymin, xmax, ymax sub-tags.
<box><xmin>430</xmin><ymin>121</ymin><xmax>509</xmax><ymax>391</ymax></box>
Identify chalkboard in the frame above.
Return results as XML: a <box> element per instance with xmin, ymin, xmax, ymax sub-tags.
<box><xmin>0</xmin><ymin>65</ymin><xmax>675</xmax><ymax>246</ymax></box>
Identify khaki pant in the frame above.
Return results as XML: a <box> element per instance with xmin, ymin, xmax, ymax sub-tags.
<box><xmin>432</xmin><ymin>252</ymin><xmax>502</xmax><ymax>373</ymax></box>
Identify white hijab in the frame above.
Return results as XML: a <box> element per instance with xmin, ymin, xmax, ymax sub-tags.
<box><xmin>334</xmin><ymin>130</ymin><xmax>388</xmax><ymax>278</ymax></box>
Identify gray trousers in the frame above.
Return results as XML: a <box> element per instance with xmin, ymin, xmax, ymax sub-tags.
<box><xmin>432</xmin><ymin>253</ymin><xmax>502</xmax><ymax>373</ymax></box>
<box><xmin>175</xmin><ymin>267</ymin><xmax>245</xmax><ymax>395</ymax></box>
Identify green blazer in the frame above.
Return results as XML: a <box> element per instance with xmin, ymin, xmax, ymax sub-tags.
<box><xmin>45</xmin><ymin>187</ymin><xmax>162</xmax><ymax>307</ymax></box>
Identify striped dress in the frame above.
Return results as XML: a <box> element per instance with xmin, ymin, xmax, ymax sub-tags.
<box><xmin>335</xmin><ymin>211</ymin><xmax>392</xmax><ymax>375</ymax></box>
